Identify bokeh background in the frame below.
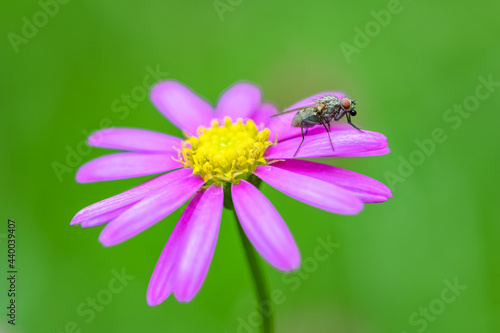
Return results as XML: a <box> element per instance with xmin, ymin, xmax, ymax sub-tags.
<box><xmin>1</xmin><ymin>0</ymin><xmax>499</xmax><ymax>332</ymax></box>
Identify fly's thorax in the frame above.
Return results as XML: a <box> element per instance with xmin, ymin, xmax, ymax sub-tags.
<box><xmin>317</xmin><ymin>96</ymin><xmax>341</xmax><ymax>109</ymax></box>
<box><xmin>322</xmin><ymin>104</ymin><xmax>340</xmax><ymax>119</ymax></box>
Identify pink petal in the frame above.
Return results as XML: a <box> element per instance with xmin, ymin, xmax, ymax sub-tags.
<box><xmin>75</xmin><ymin>152</ymin><xmax>182</xmax><ymax>183</ymax></box>
<box><xmin>98</xmin><ymin>174</ymin><xmax>204</xmax><ymax>246</ymax></box>
<box><xmin>80</xmin><ymin>204</ymin><xmax>134</xmax><ymax>228</ymax></box>
<box><xmin>254</xmin><ymin>165</ymin><xmax>363</xmax><ymax>215</ymax></box>
<box><xmin>342</xmin><ymin>147</ymin><xmax>391</xmax><ymax>157</ymax></box>
<box><xmin>251</xmin><ymin>102</ymin><xmax>278</xmax><ymax>129</ymax></box>
<box><xmin>147</xmin><ymin>193</ymin><xmax>199</xmax><ymax>306</ymax></box>
<box><xmin>173</xmin><ymin>185</ymin><xmax>223</xmax><ymax>302</ymax></box>
<box><xmin>271</xmin><ymin>159</ymin><xmax>392</xmax><ymax>203</ymax></box>
<box><xmin>214</xmin><ymin>82</ymin><xmax>261</xmax><ymax>120</ymax></box>
<box><xmin>150</xmin><ymin>80</ymin><xmax>213</xmax><ymax>135</ymax></box>
<box><xmin>232</xmin><ymin>180</ymin><xmax>300</xmax><ymax>271</ymax></box>
<box><xmin>268</xmin><ymin>91</ymin><xmax>346</xmax><ymax>142</ymax></box>
<box><xmin>264</xmin><ymin>129</ymin><xmax>389</xmax><ymax>159</ymax></box>
<box><xmin>71</xmin><ymin>168</ymin><xmax>193</xmax><ymax>225</ymax></box>
<box><xmin>87</xmin><ymin>127</ymin><xmax>182</xmax><ymax>153</ymax></box>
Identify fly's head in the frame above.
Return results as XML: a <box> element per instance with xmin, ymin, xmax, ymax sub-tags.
<box><xmin>341</xmin><ymin>97</ymin><xmax>357</xmax><ymax>117</ymax></box>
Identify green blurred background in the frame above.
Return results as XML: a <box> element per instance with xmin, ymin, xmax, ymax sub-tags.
<box><xmin>1</xmin><ymin>0</ymin><xmax>499</xmax><ymax>332</ymax></box>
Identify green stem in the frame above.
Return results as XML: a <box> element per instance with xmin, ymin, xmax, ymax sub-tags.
<box><xmin>233</xmin><ymin>209</ymin><xmax>274</xmax><ymax>333</ymax></box>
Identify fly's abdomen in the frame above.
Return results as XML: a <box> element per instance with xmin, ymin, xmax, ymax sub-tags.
<box><xmin>291</xmin><ymin>115</ymin><xmax>302</xmax><ymax>127</ymax></box>
<box><xmin>292</xmin><ymin>107</ymin><xmax>318</xmax><ymax>127</ymax></box>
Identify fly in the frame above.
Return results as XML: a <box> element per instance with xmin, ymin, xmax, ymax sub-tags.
<box><xmin>272</xmin><ymin>95</ymin><xmax>362</xmax><ymax>156</ymax></box>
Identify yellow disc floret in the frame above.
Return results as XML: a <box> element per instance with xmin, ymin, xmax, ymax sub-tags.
<box><xmin>177</xmin><ymin>117</ymin><xmax>273</xmax><ymax>185</ymax></box>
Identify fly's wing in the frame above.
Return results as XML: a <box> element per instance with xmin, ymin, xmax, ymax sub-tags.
<box><xmin>271</xmin><ymin>104</ymin><xmax>316</xmax><ymax>117</ymax></box>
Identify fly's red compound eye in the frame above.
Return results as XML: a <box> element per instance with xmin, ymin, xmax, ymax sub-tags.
<box><xmin>341</xmin><ymin>98</ymin><xmax>351</xmax><ymax>110</ymax></box>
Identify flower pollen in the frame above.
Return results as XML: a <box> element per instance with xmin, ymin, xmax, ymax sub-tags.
<box><xmin>177</xmin><ymin>117</ymin><xmax>273</xmax><ymax>185</ymax></box>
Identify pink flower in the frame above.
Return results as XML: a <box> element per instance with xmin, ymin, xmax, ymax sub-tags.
<box><xmin>71</xmin><ymin>81</ymin><xmax>391</xmax><ymax>305</ymax></box>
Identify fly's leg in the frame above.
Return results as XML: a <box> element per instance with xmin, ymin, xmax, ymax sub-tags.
<box><xmin>320</xmin><ymin>119</ymin><xmax>335</xmax><ymax>152</ymax></box>
<box><xmin>347</xmin><ymin>114</ymin><xmax>363</xmax><ymax>132</ymax></box>
<box><xmin>294</xmin><ymin>125</ymin><xmax>308</xmax><ymax>157</ymax></box>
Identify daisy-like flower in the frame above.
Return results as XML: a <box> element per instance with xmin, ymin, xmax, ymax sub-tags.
<box><xmin>71</xmin><ymin>81</ymin><xmax>391</xmax><ymax>305</ymax></box>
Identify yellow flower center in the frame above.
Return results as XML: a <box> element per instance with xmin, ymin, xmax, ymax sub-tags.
<box><xmin>177</xmin><ymin>117</ymin><xmax>273</xmax><ymax>185</ymax></box>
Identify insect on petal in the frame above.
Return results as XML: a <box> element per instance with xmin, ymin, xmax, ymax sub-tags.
<box><xmin>268</xmin><ymin>91</ymin><xmax>346</xmax><ymax>142</ymax></box>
